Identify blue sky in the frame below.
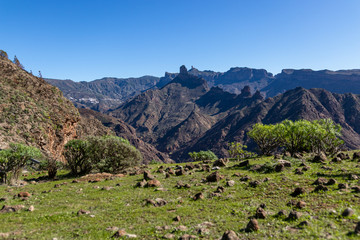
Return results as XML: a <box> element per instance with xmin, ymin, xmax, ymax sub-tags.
<box><xmin>1</xmin><ymin>0</ymin><xmax>360</xmax><ymax>81</ymax></box>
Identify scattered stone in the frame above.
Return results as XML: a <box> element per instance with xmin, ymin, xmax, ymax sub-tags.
<box><xmin>278</xmin><ymin>159</ymin><xmax>292</xmax><ymax>167</ymax></box>
<box><xmin>259</xmin><ymin>203</ymin><xmax>266</xmax><ymax>209</ymax></box>
<box><xmin>17</xmin><ymin>192</ymin><xmax>31</xmax><ymax>198</ymax></box>
<box><xmin>106</xmin><ymin>227</ymin><xmax>119</xmax><ymax>231</ymax></box>
<box><xmin>321</xmin><ymin>166</ymin><xmax>333</xmax><ymax>171</ymax></box>
<box><xmin>0</xmin><ymin>197</ymin><xmax>7</xmax><ymax>202</ymax></box>
<box><xmin>77</xmin><ymin>209</ymin><xmax>90</xmax><ymax>215</ymax></box>
<box><xmin>353</xmin><ymin>152</ymin><xmax>360</xmax><ymax>160</ymax></box>
<box><xmin>136</xmin><ymin>179</ymin><xmax>147</xmax><ymax>188</ymax></box>
<box><xmin>184</xmin><ymin>184</ymin><xmax>191</xmax><ymax>188</ymax></box>
<box><xmin>176</xmin><ymin>169</ymin><xmax>186</xmax><ymax>176</ymax></box>
<box><xmin>302</xmin><ymin>166</ymin><xmax>310</xmax><ymax>171</ymax></box>
<box><xmin>111</xmin><ymin>229</ymin><xmax>136</xmax><ymax>238</ymax></box>
<box><xmin>255</xmin><ymin>207</ymin><xmax>266</xmax><ymax>219</ymax></box>
<box><xmin>147</xmin><ymin>179</ymin><xmax>161</xmax><ymax>187</ymax></box>
<box><xmin>295</xmin><ymin>168</ymin><xmax>303</xmax><ymax>175</ymax></box>
<box><xmin>28</xmin><ymin>205</ymin><xmax>35</xmax><ymax>212</ymax></box>
<box><xmin>354</xmin><ymin>222</ymin><xmax>360</xmax><ymax>234</ymax></box>
<box><xmin>245</xmin><ymin>219</ymin><xmax>259</xmax><ymax>232</ymax></box>
<box><xmin>185</xmin><ymin>163</ymin><xmax>195</xmax><ymax>170</ymax></box>
<box><xmin>284</xmin><ymin>152</ymin><xmax>291</xmax><ymax>157</ymax></box>
<box><xmin>193</xmin><ymin>193</ymin><xmax>204</xmax><ymax>201</ymax></box>
<box><xmin>196</xmin><ymin>227</ymin><xmax>210</xmax><ymax>235</ymax></box>
<box><xmin>173</xmin><ymin>216</ymin><xmax>181</xmax><ymax>222</ymax></box>
<box><xmin>275</xmin><ymin>164</ymin><xmax>285</xmax><ymax>172</ymax></box>
<box><xmin>237</xmin><ymin>160</ymin><xmax>249</xmax><ymax>167</ymax></box>
<box><xmin>350</xmin><ymin>175</ymin><xmax>359</xmax><ymax>180</ymax></box>
<box><xmin>326</xmin><ymin>178</ymin><xmax>337</xmax><ymax>185</ymax></box>
<box><xmin>145</xmin><ymin>198</ymin><xmax>168</xmax><ymax>207</ymax></box>
<box><xmin>291</xmin><ymin>187</ymin><xmax>306</xmax><ymax>197</ymax></box>
<box><xmin>206</xmin><ymin>171</ymin><xmax>223</xmax><ymax>182</ymax></box>
<box><xmin>155</xmin><ymin>188</ymin><xmax>167</xmax><ymax>192</ymax></box>
<box><xmin>179</xmin><ymin>234</ymin><xmax>197</xmax><ymax>240</ymax></box>
<box><xmin>298</xmin><ymin>221</ymin><xmax>310</xmax><ymax>228</ymax></box>
<box><xmin>313</xmin><ymin>178</ymin><xmax>327</xmax><ymax>185</ymax></box>
<box><xmin>165</xmin><ymin>173</ymin><xmax>171</xmax><ymax>179</ymax></box>
<box><xmin>177</xmin><ymin>225</ymin><xmax>188</xmax><ymax>231</ymax></box>
<box><xmin>293</xmin><ymin>153</ymin><xmax>303</xmax><ymax>159</ymax></box>
<box><xmin>216</xmin><ymin>186</ymin><xmax>225</xmax><ymax>193</ymax></box>
<box><xmin>72</xmin><ymin>179</ymin><xmax>80</xmax><ymax>183</ymax></box>
<box><xmin>331</xmin><ymin>157</ymin><xmax>342</xmax><ymax>163</ymax></box>
<box><xmin>102</xmin><ymin>186</ymin><xmax>112</xmax><ymax>191</ymax></box>
<box><xmin>337</xmin><ymin>152</ymin><xmax>350</xmax><ymax>160</ymax></box>
<box><xmin>274</xmin><ymin>154</ymin><xmax>282</xmax><ymax>159</ymax></box>
<box><xmin>312</xmin><ymin>152</ymin><xmax>327</xmax><ymax>163</ymax></box>
<box><xmin>209</xmin><ymin>192</ymin><xmax>221</xmax><ymax>198</ymax></box>
<box><xmin>0</xmin><ymin>205</ymin><xmax>25</xmax><ymax>213</ymax></box>
<box><xmin>93</xmin><ymin>186</ymin><xmax>100</xmax><ymax>189</ymax></box>
<box><xmin>221</xmin><ymin>230</ymin><xmax>240</xmax><ymax>240</ymax></box>
<box><xmin>213</xmin><ymin>158</ymin><xmax>229</xmax><ymax>167</ymax></box>
<box><xmin>144</xmin><ymin>170</ymin><xmax>155</xmax><ymax>181</ymax></box>
<box><xmin>168</xmin><ymin>169</ymin><xmax>175</xmax><ymax>175</ymax></box>
<box><xmin>352</xmin><ymin>186</ymin><xmax>360</xmax><ymax>193</ymax></box>
<box><xmin>277</xmin><ymin>210</ymin><xmax>286</xmax><ymax>217</ymax></box>
<box><xmin>226</xmin><ymin>180</ymin><xmax>235</xmax><ymax>187</ymax></box>
<box><xmin>314</xmin><ymin>185</ymin><xmax>329</xmax><ymax>192</ymax></box>
<box><xmin>250</xmin><ymin>164</ymin><xmax>262</xmax><ymax>172</ymax></box>
<box><xmin>240</xmin><ymin>176</ymin><xmax>250</xmax><ymax>182</ymax></box>
<box><xmin>287</xmin><ymin>211</ymin><xmax>301</xmax><ymax>221</ymax></box>
<box><xmin>163</xmin><ymin>233</ymin><xmax>175</xmax><ymax>239</ymax></box>
<box><xmin>342</xmin><ymin>208</ymin><xmax>354</xmax><ymax>217</ymax></box>
<box><xmin>249</xmin><ymin>180</ymin><xmax>260</xmax><ymax>188</ymax></box>
<box><xmin>338</xmin><ymin>183</ymin><xmax>348</xmax><ymax>189</ymax></box>
<box><xmin>296</xmin><ymin>201</ymin><xmax>306</xmax><ymax>209</ymax></box>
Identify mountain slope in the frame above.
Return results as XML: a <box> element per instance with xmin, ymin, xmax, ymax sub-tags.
<box><xmin>180</xmin><ymin>87</ymin><xmax>360</xmax><ymax>159</ymax></box>
<box><xmin>77</xmin><ymin>108</ymin><xmax>172</xmax><ymax>164</ymax></box>
<box><xmin>46</xmin><ymin>76</ymin><xmax>160</xmax><ymax>111</ymax></box>
<box><xmin>0</xmin><ymin>56</ymin><xmax>80</xmax><ymax>160</ymax></box>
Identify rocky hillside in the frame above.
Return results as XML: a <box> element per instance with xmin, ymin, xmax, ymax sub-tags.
<box><xmin>180</xmin><ymin>87</ymin><xmax>360</xmax><ymax>159</ymax></box>
<box><xmin>0</xmin><ymin>56</ymin><xmax>80</xmax><ymax>161</ymax></box>
<box><xmin>77</xmin><ymin>108</ymin><xmax>173</xmax><ymax>164</ymax></box>
<box><xmin>109</xmin><ymin>66</ymin><xmax>263</xmax><ymax>158</ymax></box>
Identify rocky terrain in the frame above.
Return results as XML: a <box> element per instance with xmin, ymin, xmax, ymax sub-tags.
<box><xmin>0</xmin><ymin>57</ymin><xmax>80</xmax><ymax>161</ymax></box>
<box><xmin>1</xmin><ymin>151</ymin><xmax>360</xmax><ymax>239</ymax></box>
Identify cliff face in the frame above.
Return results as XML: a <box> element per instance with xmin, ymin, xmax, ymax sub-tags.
<box><xmin>0</xmin><ymin>57</ymin><xmax>80</xmax><ymax>161</ymax></box>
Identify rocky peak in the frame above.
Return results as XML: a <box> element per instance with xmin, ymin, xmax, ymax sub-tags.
<box><xmin>180</xmin><ymin>65</ymin><xmax>188</xmax><ymax>75</ymax></box>
<box><xmin>240</xmin><ymin>86</ymin><xmax>252</xmax><ymax>98</ymax></box>
<box><xmin>252</xmin><ymin>90</ymin><xmax>264</xmax><ymax>100</ymax></box>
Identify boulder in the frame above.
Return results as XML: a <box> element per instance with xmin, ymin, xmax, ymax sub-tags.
<box><xmin>245</xmin><ymin>219</ymin><xmax>259</xmax><ymax>232</ymax></box>
<box><xmin>144</xmin><ymin>170</ymin><xmax>155</xmax><ymax>181</ymax></box>
<box><xmin>291</xmin><ymin>187</ymin><xmax>305</xmax><ymax>197</ymax></box>
<box><xmin>0</xmin><ymin>205</ymin><xmax>25</xmax><ymax>213</ymax></box>
<box><xmin>206</xmin><ymin>171</ymin><xmax>223</xmax><ymax>182</ymax></box>
<box><xmin>147</xmin><ymin>179</ymin><xmax>161</xmax><ymax>187</ymax></box>
<box><xmin>213</xmin><ymin>158</ymin><xmax>229</xmax><ymax>167</ymax></box>
<box><xmin>221</xmin><ymin>230</ymin><xmax>239</xmax><ymax>240</ymax></box>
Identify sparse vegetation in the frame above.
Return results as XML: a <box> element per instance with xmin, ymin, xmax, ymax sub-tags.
<box><xmin>189</xmin><ymin>150</ymin><xmax>218</xmax><ymax>161</ymax></box>
<box><xmin>228</xmin><ymin>142</ymin><xmax>257</xmax><ymax>160</ymax></box>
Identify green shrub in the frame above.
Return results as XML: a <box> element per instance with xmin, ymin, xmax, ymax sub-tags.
<box><xmin>64</xmin><ymin>139</ymin><xmax>92</xmax><ymax>175</ymax></box>
<box><xmin>248</xmin><ymin>119</ymin><xmax>343</xmax><ymax>156</ymax></box>
<box><xmin>227</xmin><ymin>142</ymin><xmax>257</xmax><ymax>160</ymax></box>
<box><xmin>0</xmin><ymin>143</ymin><xmax>42</xmax><ymax>184</ymax></box>
<box><xmin>188</xmin><ymin>150</ymin><xmax>218</xmax><ymax>161</ymax></box>
<box><xmin>64</xmin><ymin>136</ymin><xmax>142</xmax><ymax>175</ymax></box>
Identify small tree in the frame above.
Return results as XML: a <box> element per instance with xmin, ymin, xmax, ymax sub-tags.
<box><xmin>64</xmin><ymin>139</ymin><xmax>91</xmax><ymax>175</ymax></box>
<box><xmin>0</xmin><ymin>143</ymin><xmax>42</xmax><ymax>184</ymax></box>
<box><xmin>13</xmin><ymin>55</ymin><xmax>24</xmax><ymax>69</ymax></box>
<box><xmin>188</xmin><ymin>150</ymin><xmax>218</xmax><ymax>161</ymax></box>
<box><xmin>228</xmin><ymin>142</ymin><xmax>257</xmax><ymax>160</ymax></box>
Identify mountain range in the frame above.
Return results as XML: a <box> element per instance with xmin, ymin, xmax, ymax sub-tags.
<box><xmin>107</xmin><ymin>66</ymin><xmax>360</xmax><ymax>161</ymax></box>
<box><xmin>46</xmin><ymin>66</ymin><xmax>360</xmax><ymax>112</ymax></box>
